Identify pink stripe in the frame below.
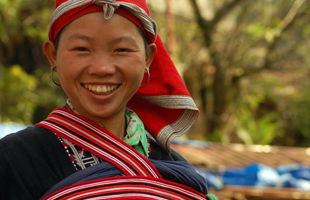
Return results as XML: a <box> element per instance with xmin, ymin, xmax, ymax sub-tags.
<box><xmin>54</xmin><ymin>109</ymin><xmax>160</xmax><ymax>178</ymax></box>
<box><xmin>38</xmin><ymin>108</ymin><xmax>206</xmax><ymax>200</ymax></box>
<box><xmin>45</xmin><ymin>177</ymin><xmax>206</xmax><ymax>200</ymax></box>
<box><xmin>49</xmin><ymin>113</ymin><xmax>143</xmax><ymax>174</ymax></box>
<box><xmin>46</xmin><ymin>115</ymin><xmax>144</xmax><ymax>176</ymax></box>
<box><xmin>40</xmin><ymin>121</ymin><xmax>136</xmax><ymax>175</ymax></box>
<box><xmin>44</xmin><ymin>118</ymin><xmax>136</xmax><ymax>172</ymax></box>
<box><xmin>88</xmin><ymin>194</ymin><xmax>167</xmax><ymax>200</ymax></box>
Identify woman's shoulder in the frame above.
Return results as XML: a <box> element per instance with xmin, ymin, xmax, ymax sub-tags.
<box><xmin>0</xmin><ymin>126</ymin><xmax>55</xmax><ymax>149</ymax></box>
<box><xmin>0</xmin><ymin>125</ymin><xmax>74</xmax><ymax>166</ymax></box>
<box><xmin>0</xmin><ymin>126</ymin><xmax>76</xmax><ymax>199</ymax></box>
<box><xmin>0</xmin><ymin>126</ymin><xmax>69</xmax><ymax>167</ymax></box>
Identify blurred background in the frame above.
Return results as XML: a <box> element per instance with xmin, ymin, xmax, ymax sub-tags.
<box><xmin>1</xmin><ymin>0</ymin><xmax>310</xmax><ymax>199</ymax></box>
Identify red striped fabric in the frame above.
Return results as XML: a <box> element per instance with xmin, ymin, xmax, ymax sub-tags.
<box><xmin>36</xmin><ymin>108</ymin><xmax>207</xmax><ymax>200</ymax></box>
<box><xmin>43</xmin><ymin>176</ymin><xmax>207</xmax><ymax>200</ymax></box>
<box><xmin>37</xmin><ymin>108</ymin><xmax>160</xmax><ymax>178</ymax></box>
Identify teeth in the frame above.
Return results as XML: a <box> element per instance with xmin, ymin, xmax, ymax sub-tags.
<box><xmin>103</xmin><ymin>85</ymin><xmax>107</xmax><ymax>92</ymax></box>
<box><xmin>84</xmin><ymin>84</ymin><xmax>118</xmax><ymax>94</ymax></box>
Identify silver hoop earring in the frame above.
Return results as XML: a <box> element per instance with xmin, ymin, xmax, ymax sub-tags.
<box><xmin>51</xmin><ymin>67</ymin><xmax>61</xmax><ymax>86</ymax></box>
<box><xmin>140</xmin><ymin>69</ymin><xmax>150</xmax><ymax>88</ymax></box>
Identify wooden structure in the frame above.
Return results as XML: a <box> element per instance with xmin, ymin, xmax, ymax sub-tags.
<box><xmin>171</xmin><ymin>142</ymin><xmax>310</xmax><ymax>200</ymax></box>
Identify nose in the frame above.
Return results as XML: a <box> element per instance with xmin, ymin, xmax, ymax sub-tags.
<box><xmin>87</xmin><ymin>54</ymin><xmax>116</xmax><ymax>76</ymax></box>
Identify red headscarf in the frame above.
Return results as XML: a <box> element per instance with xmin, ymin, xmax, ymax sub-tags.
<box><xmin>49</xmin><ymin>0</ymin><xmax>199</xmax><ymax>151</ymax></box>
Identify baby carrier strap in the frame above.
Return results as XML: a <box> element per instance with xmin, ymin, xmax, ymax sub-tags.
<box><xmin>42</xmin><ymin>159</ymin><xmax>208</xmax><ymax>198</ymax></box>
<box><xmin>36</xmin><ymin>107</ymin><xmax>160</xmax><ymax>178</ymax></box>
<box><xmin>36</xmin><ymin>108</ymin><xmax>208</xmax><ymax>200</ymax></box>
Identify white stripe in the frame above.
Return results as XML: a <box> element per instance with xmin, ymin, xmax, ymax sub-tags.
<box><xmin>41</xmin><ymin>121</ymin><xmax>136</xmax><ymax>175</ymax></box>
<box><xmin>67</xmin><ymin>186</ymin><xmax>186</xmax><ymax>200</ymax></box>
<box><xmin>46</xmin><ymin>177</ymin><xmax>205</xmax><ymax>200</ymax></box>
<box><xmin>89</xmin><ymin>193</ymin><xmax>167</xmax><ymax>200</ymax></box>
<box><xmin>55</xmin><ymin>109</ymin><xmax>160</xmax><ymax>178</ymax></box>
<box><xmin>54</xmin><ymin>110</ymin><xmax>154</xmax><ymax>176</ymax></box>
<box><xmin>49</xmin><ymin>116</ymin><xmax>146</xmax><ymax>176</ymax></box>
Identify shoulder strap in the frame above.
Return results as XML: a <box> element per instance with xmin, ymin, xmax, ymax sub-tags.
<box><xmin>43</xmin><ymin>176</ymin><xmax>207</xmax><ymax>200</ymax></box>
<box><xmin>36</xmin><ymin>108</ymin><xmax>160</xmax><ymax>178</ymax></box>
<box><xmin>37</xmin><ymin>108</ymin><xmax>209</xmax><ymax>200</ymax></box>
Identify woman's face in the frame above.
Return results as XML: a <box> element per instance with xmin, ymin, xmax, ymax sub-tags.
<box><xmin>44</xmin><ymin>12</ymin><xmax>155</xmax><ymax>124</ymax></box>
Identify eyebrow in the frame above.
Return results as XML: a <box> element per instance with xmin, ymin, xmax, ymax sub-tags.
<box><xmin>109</xmin><ymin>36</ymin><xmax>140</xmax><ymax>46</ymax></box>
<box><xmin>67</xmin><ymin>33</ymin><xmax>91</xmax><ymax>41</ymax></box>
<box><xmin>67</xmin><ymin>34</ymin><xmax>139</xmax><ymax>46</ymax></box>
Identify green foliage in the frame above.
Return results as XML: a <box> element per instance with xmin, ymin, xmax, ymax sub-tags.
<box><xmin>0</xmin><ymin>65</ymin><xmax>37</xmax><ymax>124</ymax></box>
<box><xmin>0</xmin><ymin>0</ymin><xmax>53</xmax><ymax>74</ymax></box>
<box><xmin>302</xmin><ymin>25</ymin><xmax>310</xmax><ymax>36</ymax></box>
<box><xmin>235</xmin><ymin>105</ymin><xmax>279</xmax><ymax>145</ymax></box>
<box><xmin>292</xmin><ymin>82</ymin><xmax>310</xmax><ymax>143</ymax></box>
<box><xmin>31</xmin><ymin>68</ymin><xmax>66</xmax><ymax>124</ymax></box>
<box><xmin>234</xmin><ymin>72</ymin><xmax>288</xmax><ymax>144</ymax></box>
<box><xmin>245</xmin><ymin>23</ymin><xmax>266</xmax><ymax>41</ymax></box>
<box><xmin>0</xmin><ymin>65</ymin><xmax>66</xmax><ymax>125</ymax></box>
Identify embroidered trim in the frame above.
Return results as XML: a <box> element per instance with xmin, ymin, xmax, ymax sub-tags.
<box><xmin>36</xmin><ymin>108</ymin><xmax>160</xmax><ymax>178</ymax></box>
<box><xmin>142</xmin><ymin>95</ymin><xmax>199</xmax><ymax>151</ymax></box>
<box><xmin>142</xmin><ymin>95</ymin><xmax>198</xmax><ymax>110</ymax></box>
<box><xmin>61</xmin><ymin>138</ymin><xmax>102</xmax><ymax>170</ymax></box>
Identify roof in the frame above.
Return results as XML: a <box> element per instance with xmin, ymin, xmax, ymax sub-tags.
<box><xmin>171</xmin><ymin>141</ymin><xmax>310</xmax><ymax>200</ymax></box>
<box><xmin>171</xmin><ymin>142</ymin><xmax>310</xmax><ymax>170</ymax></box>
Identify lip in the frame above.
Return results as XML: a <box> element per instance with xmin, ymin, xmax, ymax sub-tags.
<box><xmin>82</xmin><ymin>83</ymin><xmax>120</xmax><ymax>98</ymax></box>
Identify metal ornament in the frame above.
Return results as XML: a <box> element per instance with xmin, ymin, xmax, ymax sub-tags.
<box><xmin>140</xmin><ymin>68</ymin><xmax>150</xmax><ymax>88</ymax></box>
<box><xmin>51</xmin><ymin>67</ymin><xmax>61</xmax><ymax>86</ymax></box>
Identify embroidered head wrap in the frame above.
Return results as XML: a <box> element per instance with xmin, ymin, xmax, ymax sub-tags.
<box><xmin>49</xmin><ymin>0</ymin><xmax>199</xmax><ymax>152</ymax></box>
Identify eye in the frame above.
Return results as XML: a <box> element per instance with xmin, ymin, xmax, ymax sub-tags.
<box><xmin>74</xmin><ymin>47</ymin><xmax>88</xmax><ymax>52</ymax></box>
<box><xmin>115</xmin><ymin>48</ymin><xmax>130</xmax><ymax>53</ymax></box>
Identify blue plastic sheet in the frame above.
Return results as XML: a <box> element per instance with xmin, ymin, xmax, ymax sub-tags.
<box><xmin>199</xmin><ymin>163</ymin><xmax>310</xmax><ymax>191</ymax></box>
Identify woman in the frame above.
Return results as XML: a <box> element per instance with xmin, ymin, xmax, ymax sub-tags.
<box><xmin>0</xmin><ymin>0</ymin><xmax>217</xmax><ymax>199</ymax></box>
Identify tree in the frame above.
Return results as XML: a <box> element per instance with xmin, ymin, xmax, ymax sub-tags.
<box><xmin>177</xmin><ymin>0</ymin><xmax>310</xmax><ymax>145</ymax></box>
<box><xmin>0</xmin><ymin>0</ymin><xmax>66</xmax><ymax>125</ymax></box>
<box><xmin>0</xmin><ymin>0</ymin><xmax>54</xmax><ymax>73</ymax></box>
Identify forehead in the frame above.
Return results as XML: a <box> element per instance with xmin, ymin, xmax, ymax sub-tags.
<box><xmin>59</xmin><ymin>12</ymin><xmax>144</xmax><ymax>42</ymax></box>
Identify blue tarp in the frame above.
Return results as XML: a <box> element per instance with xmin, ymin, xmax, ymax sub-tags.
<box><xmin>172</xmin><ymin>139</ymin><xmax>310</xmax><ymax>191</ymax></box>
<box><xmin>199</xmin><ymin>163</ymin><xmax>310</xmax><ymax>191</ymax></box>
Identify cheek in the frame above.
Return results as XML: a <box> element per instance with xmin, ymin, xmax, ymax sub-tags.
<box><xmin>120</xmin><ymin>55</ymin><xmax>145</xmax><ymax>74</ymax></box>
<box><xmin>127</xmin><ymin>62</ymin><xmax>145</xmax><ymax>82</ymax></box>
<box><xmin>56</xmin><ymin>54</ymin><xmax>84</xmax><ymax>80</ymax></box>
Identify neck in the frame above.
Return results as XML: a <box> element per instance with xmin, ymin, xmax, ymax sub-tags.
<box><xmin>100</xmin><ymin>116</ymin><xmax>126</xmax><ymax>139</ymax></box>
<box><xmin>66</xmin><ymin>101</ymin><xmax>126</xmax><ymax>139</ymax></box>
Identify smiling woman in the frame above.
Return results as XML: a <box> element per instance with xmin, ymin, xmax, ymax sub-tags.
<box><xmin>0</xmin><ymin>0</ymin><xmax>214</xmax><ymax>199</ymax></box>
<box><xmin>44</xmin><ymin>13</ymin><xmax>154</xmax><ymax>138</ymax></box>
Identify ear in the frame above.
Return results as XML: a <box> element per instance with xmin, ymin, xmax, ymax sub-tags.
<box><xmin>145</xmin><ymin>43</ymin><xmax>157</xmax><ymax>70</ymax></box>
<box><xmin>43</xmin><ymin>40</ymin><xmax>57</xmax><ymax>71</ymax></box>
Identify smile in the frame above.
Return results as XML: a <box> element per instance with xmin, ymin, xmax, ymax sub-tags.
<box><xmin>83</xmin><ymin>84</ymin><xmax>119</xmax><ymax>94</ymax></box>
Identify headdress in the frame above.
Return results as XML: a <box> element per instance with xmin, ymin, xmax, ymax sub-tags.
<box><xmin>49</xmin><ymin>0</ymin><xmax>199</xmax><ymax>151</ymax></box>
